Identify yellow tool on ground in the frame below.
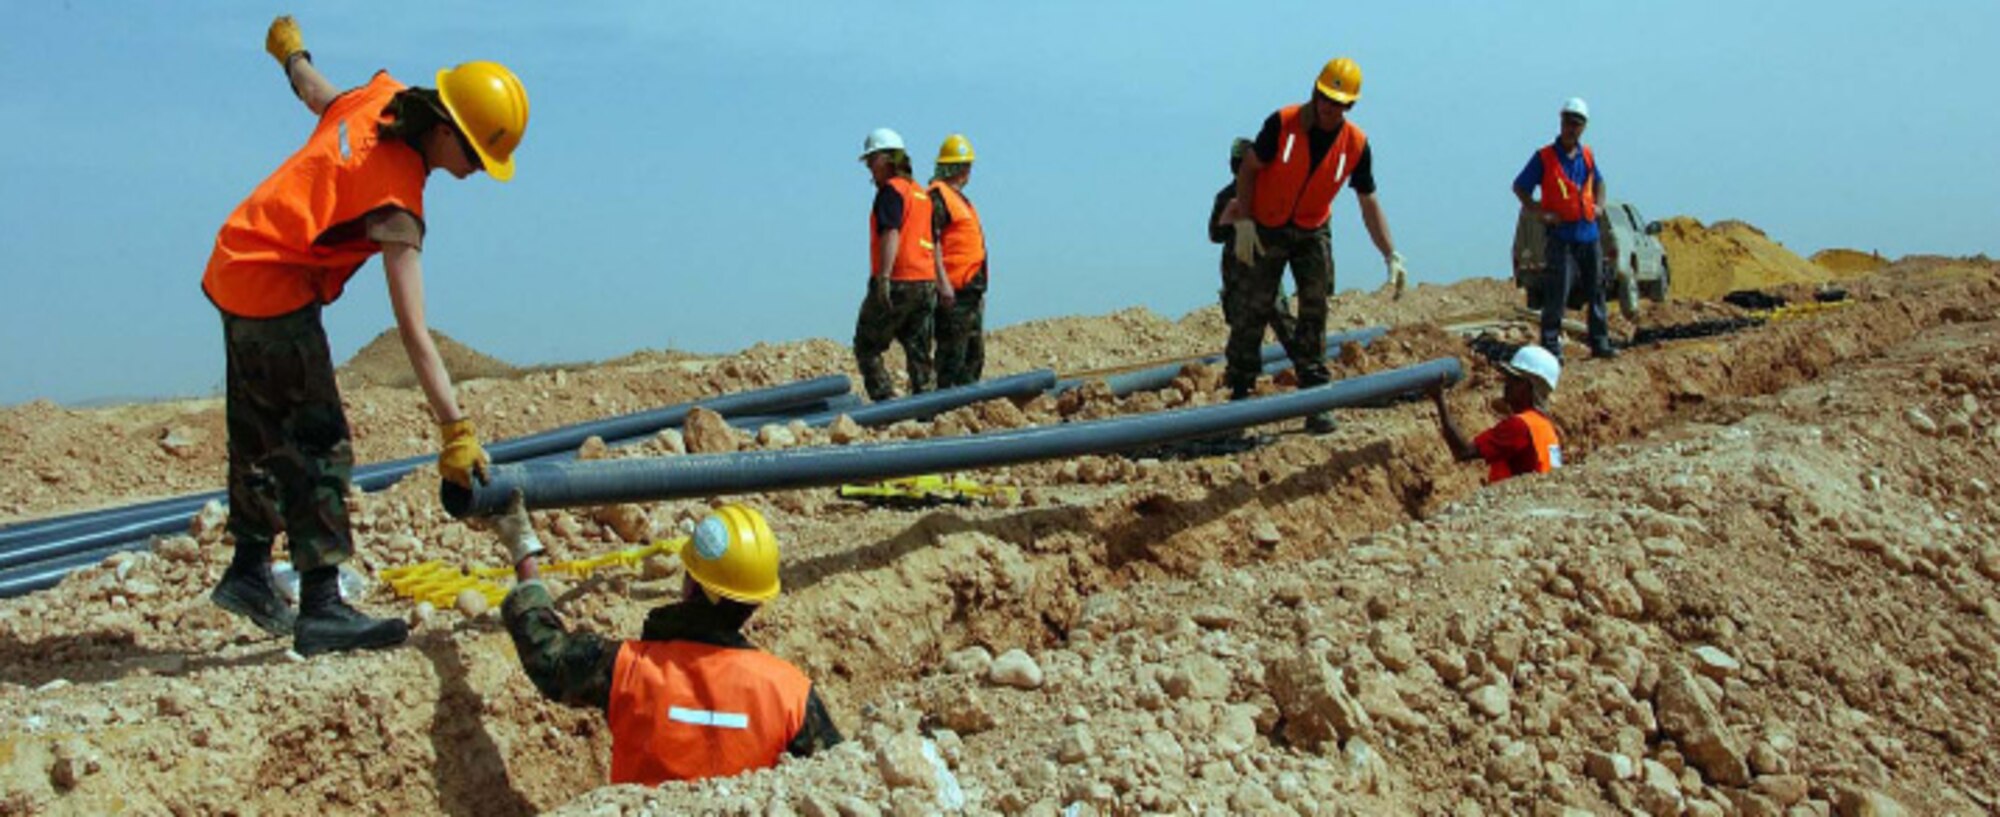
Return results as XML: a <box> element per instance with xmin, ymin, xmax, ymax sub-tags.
<box><xmin>838</xmin><ymin>474</ymin><xmax>1017</xmax><ymax>506</ymax></box>
<box><xmin>379</xmin><ymin>537</ymin><xmax>688</xmax><ymax>608</ymax></box>
<box><xmin>1749</xmin><ymin>300</ymin><xmax>1855</xmax><ymax>323</ymax></box>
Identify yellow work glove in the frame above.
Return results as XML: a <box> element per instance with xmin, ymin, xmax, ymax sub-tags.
<box><xmin>438</xmin><ymin>418</ymin><xmax>491</xmax><ymax>488</ymax></box>
<box><xmin>1231</xmin><ymin>220</ymin><xmax>1264</xmax><ymax>267</ymax></box>
<box><xmin>265</xmin><ymin>16</ymin><xmax>307</xmax><ymax>67</ymax></box>
<box><xmin>1385</xmin><ymin>251</ymin><xmax>1409</xmax><ymax>300</ymax></box>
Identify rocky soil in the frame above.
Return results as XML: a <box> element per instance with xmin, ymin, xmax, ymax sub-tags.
<box><xmin>1</xmin><ymin>222</ymin><xmax>1996</xmax><ymax>815</ymax></box>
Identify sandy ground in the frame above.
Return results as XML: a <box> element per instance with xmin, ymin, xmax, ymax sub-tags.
<box><xmin>1</xmin><ymin>222</ymin><xmax>1996</xmax><ymax>815</ymax></box>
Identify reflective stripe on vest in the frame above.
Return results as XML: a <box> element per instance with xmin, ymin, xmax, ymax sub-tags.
<box><xmin>1536</xmin><ymin>144</ymin><xmax>1597</xmax><ymax>225</ymax></box>
<box><xmin>1489</xmin><ymin>409</ymin><xmax>1563</xmax><ymax>483</ymax></box>
<box><xmin>608</xmin><ymin>640</ymin><xmax>812</xmax><ymax>784</ymax></box>
<box><xmin>1250</xmin><ymin>105</ymin><xmax>1367</xmax><ymax>230</ymax></box>
<box><xmin>203</xmin><ymin>72</ymin><xmax>429</xmax><ymax>318</ymax></box>
<box><xmin>870</xmin><ymin>177</ymin><xmax>939</xmax><ymax>283</ymax></box>
<box><xmin>929</xmin><ymin>182</ymin><xmax>987</xmax><ymax>289</ymax></box>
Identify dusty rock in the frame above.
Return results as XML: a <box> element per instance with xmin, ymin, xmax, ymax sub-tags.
<box><xmin>1832</xmin><ymin>786</ymin><xmax>1908</xmax><ymax>817</ymax></box>
<box><xmin>188</xmin><ymin>500</ymin><xmax>227</xmax><ymax>539</ymax></box>
<box><xmin>1691</xmin><ymin>645</ymin><xmax>1740</xmax><ymax>681</ymax></box>
<box><xmin>594</xmin><ymin>504</ymin><xmax>654</xmax><ymax>543</ymax></box>
<box><xmin>1249</xmin><ymin>515</ymin><xmax>1283</xmax><ymax>547</ymax></box>
<box><xmin>875</xmin><ymin>733</ymin><xmax>931</xmax><ymax>789</ymax></box>
<box><xmin>827</xmin><ymin>414</ymin><xmax>865</xmax><ymax>445</ymax></box>
<box><xmin>988</xmin><ymin>649</ymin><xmax>1044</xmax><ymax>690</ymax></box>
<box><xmin>942</xmin><ymin>646</ymin><xmax>993</xmax><ymax>676</ymax></box>
<box><xmin>1056</xmin><ymin>725</ymin><xmax>1095</xmax><ymax>764</ymax></box>
<box><xmin>683</xmin><ymin>407</ymin><xmax>739</xmax><ymax>453</ymax></box>
<box><xmin>654</xmin><ymin>428</ymin><xmax>686</xmax><ymax>455</ymax></box>
<box><xmin>1163</xmin><ymin>654</ymin><xmax>1230</xmax><ymax>701</ymax></box>
<box><xmin>1468</xmin><ymin>684</ymin><xmax>1511</xmax><ymax>719</ymax></box>
<box><xmin>932</xmin><ymin>686</ymin><xmax>994</xmax><ymax>734</ymax></box>
<box><xmin>454</xmin><ymin>588</ymin><xmax>490</xmax><ymax>617</ymax></box>
<box><xmin>1266</xmin><ymin>648</ymin><xmax>1371</xmax><ymax>748</ymax></box>
<box><xmin>1370</xmin><ymin>626</ymin><xmax>1418</xmax><ymax>672</ymax></box>
<box><xmin>757</xmin><ymin>424</ymin><xmax>797</xmax><ymax>448</ymax></box>
<box><xmin>1751</xmin><ymin>775</ymin><xmax>1809</xmax><ymax>806</ymax></box>
<box><xmin>1655</xmin><ymin>665</ymin><xmax>1749</xmax><ymax>786</ymax></box>
<box><xmin>576</xmin><ymin>435</ymin><xmax>610</xmax><ymax>460</ymax></box>
<box><xmin>1903</xmin><ymin>407</ymin><xmax>1939</xmax><ymax>435</ymax></box>
<box><xmin>1487</xmin><ymin>740</ymin><xmax>1539</xmax><ymax>788</ymax></box>
<box><xmin>1584</xmin><ymin>749</ymin><xmax>1634</xmax><ymax>782</ymax></box>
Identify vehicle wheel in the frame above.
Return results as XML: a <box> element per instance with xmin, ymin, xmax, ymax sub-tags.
<box><xmin>1647</xmin><ymin>257</ymin><xmax>1672</xmax><ymax>303</ymax></box>
<box><xmin>1618</xmin><ymin>263</ymin><xmax>1641</xmax><ymax>319</ymax></box>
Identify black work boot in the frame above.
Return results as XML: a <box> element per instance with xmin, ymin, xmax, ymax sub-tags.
<box><xmin>210</xmin><ymin>559</ymin><xmax>296</xmax><ymax>637</ymax></box>
<box><xmin>1591</xmin><ymin>344</ymin><xmax>1621</xmax><ymax>360</ymax></box>
<box><xmin>293</xmin><ymin>567</ymin><xmax>408</xmax><ymax>657</ymax></box>
<box><xmin>1303</xmin><ymin>411</ymin><xmax>1339</xmax><ymax>435</ymax></box>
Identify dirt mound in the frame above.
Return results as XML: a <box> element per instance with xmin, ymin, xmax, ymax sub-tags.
<box><xmin>5</xmin><ymin>262</ymin><xmax>2000</xmax><ymax>814</ymax></box>
<box><xmin>338</xmin><ymin>328</ymin><xmax>518</xmax><ymax>389</ymax></box>
<box><xmin>1810</xmin><ymin>248</ymin><xmax>1890</xmax><ymax>276</ymax></box>
<box><xmin>1657</xmin><ymin>217</ymin><xmax>1836</xmax><ymax>301</ymax></box>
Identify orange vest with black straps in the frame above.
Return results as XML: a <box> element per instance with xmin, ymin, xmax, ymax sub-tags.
<box><xmin>1250</xmin><ymin>106</ymin><xmax>1368</xmax><ymax>231</ymax></box>
<box><xmin>929</xmin><ymin>182</ymin><xmax>987</xmax><ymax>289</ymax></box>
<box><xmin>1536</xmin><ymin>144</ymin><xmax>1597</xmax><ymax>224</ymax></box>
<box><xmin>1489</xmin><ymin>409</ymin><xmax>1563</xmax><ymax>483</ymax></box>
<box><xmin>203</xmin><ymin>71</ymin><xmax>429</xmax><ymax>319</ymax></box>
<box><xmin>870</xmin><ymin>177</ymin><xmax>939</xmax><ymax>283</ymax></box>
<box><xmin>607</xmin><ymin>640</ymin><xmax>812</xmax><ymax>784</ymax></box>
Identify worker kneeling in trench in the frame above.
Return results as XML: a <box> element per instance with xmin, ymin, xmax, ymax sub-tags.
<box><xmin>493</xmin><ymin>495</ymin><xmax>844</xmax><ymax>783</ymax></box>
<box><xmin>1429</xmin><ymin>345</ymin><xmax>1565</xmax><ymax>484</ymax></box>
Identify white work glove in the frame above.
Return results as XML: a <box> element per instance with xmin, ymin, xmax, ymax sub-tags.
<box><xmin>1384</xmin><ymin>251</ymin><xmax>1409</xmax><ymax>300</ymax></box>
<box><xmin>1231</xmin><ymin>220</ymin><xmax>1264</xmax><ymax>267</ymax></box>
<box><xmin>496</xmin><ymin>491</ymin><xmax>547</xmax><ymax>566</ymax></box>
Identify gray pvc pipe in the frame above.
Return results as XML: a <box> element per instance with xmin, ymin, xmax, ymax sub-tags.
<box><xmin>729</xmin><ymin>370</ymin><xmax>1056</xmax><ymax>431</ymax></box>
<box><xmin>442</xmin><ymin>357</ymin><xmax>1461</xmax><ymax>518</ymax></box>
<box><xmin>1051</xmin><ymin>326</ymin><xmax>1388</xmax><ymax>396</ymax></box>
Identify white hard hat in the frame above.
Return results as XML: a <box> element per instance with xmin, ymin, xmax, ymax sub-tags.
<box><xmin>1498</xmin><ymin>345</ymin><xmax>1562</xmax><ymax>397</ymax></box>
<box><xmin>860</xmin><ymin>127</ymin><xmax>905</xmax><ymax>159</ymax></box>
<box><xmin>1561</xmin><ymin>97</ymin><xmax>1590</xmax><ymax>121</ymax></box>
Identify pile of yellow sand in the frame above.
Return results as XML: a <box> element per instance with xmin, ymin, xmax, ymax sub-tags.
<box><xmin>1656</xmin><ymin>217</ymin><xmax>1836</xmax><ymax>300</ymax></box>
<box><xmin>338</xmin><ymin>328</ymin><xmax>517</xmax><ymax>388</ymax></box>
<box><xmin>1810</xmin><ymin>248</ymin><xmax>1890</xmax><ymax>276</ymax></box>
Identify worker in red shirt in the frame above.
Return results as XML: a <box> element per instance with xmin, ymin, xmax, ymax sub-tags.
<box><xmin>495</xmin><ymin>497</ymin><xmax>843</xmax><ymax>783</ymax></box>
<box><xmin>1431</xmin><ymin>345</ymin><xmax>1564</xmax><ymax>483</ymax></box>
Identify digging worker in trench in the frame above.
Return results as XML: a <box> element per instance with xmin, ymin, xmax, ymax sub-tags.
<box><xmin>855</xmin><ymin>128</ymin><xmax>955</xmax><ymax>402</ymax></box>
<box><xmin>1218</xmin><ymin>57</ymin><xmax>1411</xmax><ymax>433</ymax></box>
<box><xmin>494</xmin><ymin>497</ymin><xmax>843</xmax><ymax>783</ymax></box>
<box><xmin>1211</xmin><ymin>137</ymin><xmax>1303</xmax><ymax>368</ymax></box>
<box><xmin>930</xmin><ymin>134</ymin><xmax>989</xmax><ymax>389</ymax></box>
<box><xmin>1514</xmin><ymin>98</ymin><xmax>1616</xmax><ymax>361</ymax></box>
<box><xmin>1430</xmin><ymin>345</ymin><xmax>1564</xmax><ymax>483</ymax></box>
<box><xmin>202</xmin><ymin>16</ymin><xmax>528</xmax><ymax>656</ymax></box>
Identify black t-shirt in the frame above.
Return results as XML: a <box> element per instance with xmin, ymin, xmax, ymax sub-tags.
<box><xmin>872</xmin><ymin>184</ymin><xmax>904</xmax><ymax>234</ymax></box>
<box><xmin>1252</xmin><ymin>112</ymin><xmax>1376</xmax><ymax>195</ymax></box>
<box><xmin>1209</xmin><ymin>182</ymin><xmax>1236</xmax><ymax>244</ymax></box>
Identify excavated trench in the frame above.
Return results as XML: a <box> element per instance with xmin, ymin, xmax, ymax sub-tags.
<box><xmin>2</xmin><ymin>269</ymin><xmax>1995</xmax><ymax>814</ymax></box>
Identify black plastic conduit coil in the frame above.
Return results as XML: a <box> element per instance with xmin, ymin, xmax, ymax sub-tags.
<box><xmin>727</xmin><ymin>370</ymin><xmax>1057</xmax><ymax>430</ymax></box>
<box><xmin>442</xmin><ymin>357</ymin><xmax>1461</xmax><ymax>518</ymax></box>
<box><xmin>0</xmin><ymin>376</ymin><xmax>852</xmax><ymax>591</ymax></box>
<box><xmin>1051</xmin><ymin>326</ymin><xmax>1388</xmax><ymax>397</ymax></box>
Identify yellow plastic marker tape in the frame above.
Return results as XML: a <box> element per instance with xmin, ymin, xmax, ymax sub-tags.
<box><xmin>378</xmin><ymin>537</ymin><xmax>689</xmax><ymax>607</ymax></box>
<box><xmin>1748</xmin><ymin>300</ymin><xmax>1854</xmax><ymax>324</ymax></box>
<box><xmin>838</xmin><ymin>474</ymin><xmax>1017</xmax><ymax>506</ymax></box>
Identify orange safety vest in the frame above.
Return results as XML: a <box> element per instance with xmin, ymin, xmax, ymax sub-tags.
<box><xmin>1250</xmin><ymin>105</ymin><xmax>1368</xmax><ymax>231</ymax></box>
<box><xmin>1488</xmin><ymin>409</ymin><xmax>1563</xmax><ymax>483</ymax></box>
<box><xmin>870</xmin><ymin>177</ymin><xmax>939</xmax><ymax>283</ymax></box>
<box><xmin>607</xmin><ymin>640</ymin><xmax>812</xmax><ymax>785</ymax></box>
<box><xmin>202</xmin><ymin>72</ymin><xmax>430</xmax><ymax>319</ymax></box>
<box><xmin>929</xmin><ymin>182</ymin><xmax>987</xmax><ymax>289</ymax></box>
<box><xmin>1536</xmin><ymin>144</ymin><xmax>1597</xmax><ymax>225</ymax></box>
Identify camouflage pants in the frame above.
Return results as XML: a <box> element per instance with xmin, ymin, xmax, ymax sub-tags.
<box><xmin>853</xmin><ymin>280</ymin><xmax>936</xmax><ymax>401</ymax></box>
<box><xmin>1219</xmin><ymin>248</ymin><xmax>1303</xmax><ymax>383</ymax></box>
<box><xmin>1224</xmin><ymin>224</ymin><xmax>1334</xmax><ymax>391</ymax></box>
<box><xmin>934</xmin><ymin>277</ymin><xmax>986</xmax><ymax>389</ymax></box>
<box><xmin>221</xmin><ymin>306</ymin><xmax>355</xmax><ymax>573</ymax></box>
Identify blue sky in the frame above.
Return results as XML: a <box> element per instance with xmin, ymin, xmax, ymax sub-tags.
<box><xmin>2</xmin><ymin>2</ymin><xmax>1995</xmax><ymax>405</ymax></box>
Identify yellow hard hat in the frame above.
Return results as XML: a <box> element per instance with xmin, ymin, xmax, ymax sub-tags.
<box><xmin>936</xmin><ymin>134</ymin><xmax>975</xmax><ymax>165</ymax></box>
<box><xmin>684</xmin><ymin>505</ymin><xmax>780</xmax><ymax>604</ymax></box>
<box><xmin>435</xmin><ymin>61</ymin><xmax>529</xmax><ymax>182</ymax></box>
<box><xmin>1314</xmin><ymin>57</ymin><xmax>1363</xmax><ymax>104</ymax></box>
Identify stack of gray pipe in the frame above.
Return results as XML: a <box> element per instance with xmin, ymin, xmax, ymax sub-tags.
<box><xmin>0</xmin><ymin>375</ymin><xmax>853</xmax><ymax>598</ymax></box>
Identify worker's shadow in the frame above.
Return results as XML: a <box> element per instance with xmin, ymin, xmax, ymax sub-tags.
<box><xmin>415</xmin><ymin>632</ymin><xmax>538</xmax><ymax>817</ymax></box>
<box><xmin>786</xmin><ymin>436</ymin><xmax>1421</xmax><ymax>597</ymax></box>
